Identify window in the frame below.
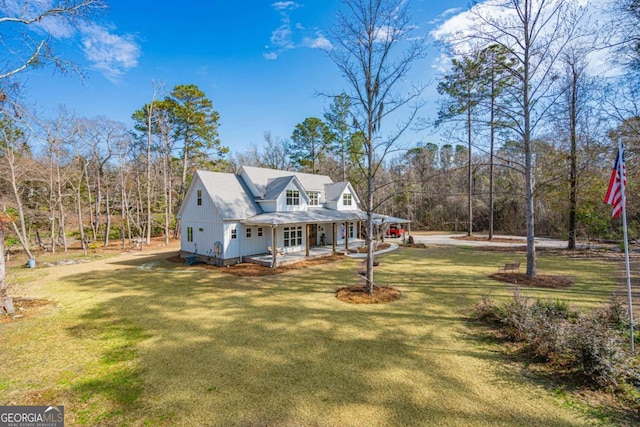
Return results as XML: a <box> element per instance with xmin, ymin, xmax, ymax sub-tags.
<box><xmin>197</xmin><ymin>189</ymin><xmax>202</xmax><ymax>206</ymax></box>
<box><xmin>231</xmin><ymin>228</ymin><xmax>237</xmax><ymax>239</ymax></box>
<box><xmin>258</xmin><ymin>227</ymin><xmax>263</xmax><ymax>237</ymax></box>
<box><xmin>246</xmin><ymin>228</ymin><xmax>252</xmax><ymax>238</ymax></box>
<box><xmin>283</xmin><ymin>226</ymin><xmax>303</xmax><ymax>247</ymax></box>
<box><xmin>343</xmin><ymin>193</ymin><xmax>352</xmax><ymax>206</ymax></box>
<box><xmin>187</xmin><ymin>227</ymin><xmax>193</xmax><ymax>242</ymax></box>
<box><xmin>308</xmin><ymin>192</ymin><xmax>319</xmax><ymax>206</ymax></box>
<box><xmin>199</xmin><ymin>227</ymin><xmax>204</xmax><ymax>232</ymax></box>
<box><xmin>286</xmin><ymin>190</ymin><xmax>300</xmax><ymax>205</ymax></box>
<box><xmin>349</xmin><ymin>223</ymin><xmax>354</xmax><ymax>237</ymax></box>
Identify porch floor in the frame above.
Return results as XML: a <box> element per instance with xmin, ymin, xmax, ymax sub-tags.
<box><xmin>244</xmin><ymin>240</ymin><xmax>365</xmax><ymax>267</ymax></box>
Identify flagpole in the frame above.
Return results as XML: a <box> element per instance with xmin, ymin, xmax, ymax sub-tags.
<box><xmin>618</xmin><ymin>137</ymin><xmax>635</xmax><ymax>353</ymax></box>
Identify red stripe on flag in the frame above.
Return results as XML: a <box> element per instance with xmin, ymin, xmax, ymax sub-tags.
<box><xmin>604</xmin><ymin>148</ymin><xmax>626</xmax><ymax>219</ymax></box>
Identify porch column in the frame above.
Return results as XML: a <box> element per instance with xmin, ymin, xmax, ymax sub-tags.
<box><xmin>332</xmin><ymin>223</ymin><xmax>336</xmax><ymax>253</ymax></box>
<box><xmin>306</xmin><ymin>224</ymin><xmax>310</xmax><ymax>256</ymax></box>
<box><xmin>345</xmin><ymin>222</ymin><xmax>349</xmax><ymax>251</ymax></box>
<box><xmin>271</xmin><ymin>226</ymin><xmax>277</xmax><ymax>268</ymax></box>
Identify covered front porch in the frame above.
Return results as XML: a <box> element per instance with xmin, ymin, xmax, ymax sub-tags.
<box><xmin>243</xmin><ymin>239</ymin><xmax>366</xmax><ymax>267</ymax></box>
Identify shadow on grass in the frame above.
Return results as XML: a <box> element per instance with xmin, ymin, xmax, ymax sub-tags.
<box><xmin>52</xmin><ymin>247</ymin><xmax>618</xmax><ymax>426</ymax></box>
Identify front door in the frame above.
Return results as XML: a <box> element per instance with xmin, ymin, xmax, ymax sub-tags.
<box><xmin>309</xmin><ymin>224</ymin><xmax>318</xmax><ymax>247</ymax></box>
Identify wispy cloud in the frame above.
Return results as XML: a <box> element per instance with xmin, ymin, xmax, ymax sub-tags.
<box><xmin>80</xmin><ymin>23</ymin><xmax>141</xmax><ymax>83</ymax></box>
<box><xmin>272</xmin><ymin>1</ymin><xmax>300</xmax><ymax>11</ymax></box>
<box><xmin>264</xmin><ymin>2</ymin><xmax>330</xmax><ymax>60</ymax></box>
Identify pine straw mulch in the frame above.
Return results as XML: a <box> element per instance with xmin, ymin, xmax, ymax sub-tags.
<box><xmin>335</xmin><ymin>284</ymin><xmax>402</xmax><ymax>304</ymax></box>
<box><xmin>348</xmin><ymin>242</ymin><xmax>391</xmax><ymax>253</ymax></box>
<box><xmin>167</xmin><ymin>254</ymin><xmax>347</xmax><ymax>276</ymax></box>
<box><xmin>489</xmin><ymin>272</ymin><xmax>574</xmax><ymax>288</ymax></box>
<box><xmin>0</xmin><ymin>297</ymin><xmax>57</xmax><ymax>324</ymax></box>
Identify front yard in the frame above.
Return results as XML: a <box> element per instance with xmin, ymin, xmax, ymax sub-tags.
<box><xmin>0</xmin><ymin>245</ymin><xmax>633</xmax><ymax>426</ymax></box>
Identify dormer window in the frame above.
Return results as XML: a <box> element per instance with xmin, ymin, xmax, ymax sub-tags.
<box><xmin>308</xmin><ymin>192</ymin><xmax>319</xmax><ymax>206</ymax></box>
<box><xmin>197</xmin><ymin>189</ymin><xmax>203</xmax><ymax>206</ymax></box>
<box><xmin>286</xmin><ymin>190</ymin><xmax>300</xmax><ymax>205</ymax></box>
<box><xmin>343</xmin><ymin>193</ymin><xmax>352</xmax><ymax>206</ymax></box>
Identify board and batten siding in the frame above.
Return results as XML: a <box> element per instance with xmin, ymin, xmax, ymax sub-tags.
<box><xmin>275</xmin><ymin>181</ymin><xmax>308</xmax><ymax>212</ymax></box>
<box><xmin>180</xmin><ymin>181</ymin><xmax>224</xmax><ymax>256</ymax></box>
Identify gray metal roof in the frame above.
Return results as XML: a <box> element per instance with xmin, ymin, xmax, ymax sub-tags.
<box><xmin>241</xmin><ymin>208</ymin><xmax>367</xmax><ymax>226</ymax></box>
<box><xmin>197</xmin><ymin>170</ymin><xmax>262</xmax><ymax>219</ymax></box>
<box><xmin>324</xmin><ymin>182</ymin><xmax>349</xmax><ymax>202</ymax></box>
<box><xmin>241</xmin><ymin>165</ymin><xmax>333</xmax><ymax>196</ymax></box>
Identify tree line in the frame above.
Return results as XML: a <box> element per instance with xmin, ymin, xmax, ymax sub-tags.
<box><xmin>1</xmin><ymin>0</ymin><xmax>640</xmax><ymax>283</ymax></box>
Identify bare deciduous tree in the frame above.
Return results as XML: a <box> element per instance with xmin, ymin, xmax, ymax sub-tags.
<box><xmin>327</xmin><ymin>0</ymin><xmax>425</xmax><ymax>292</ymax></box>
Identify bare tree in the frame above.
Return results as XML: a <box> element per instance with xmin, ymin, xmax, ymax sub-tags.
<box><xmin>436</xmin><ymin>0</ymin><xmax>590</xmax><ymax>277</ymax></box>
<box><xmin>327</xmin><ymin>0</ymin><xmax>425</xmax><ymax>292</ymax></box>
<box><xmin>0</xmin><ymin>0</ymin><xmax>105</xmax><ymax>82</ymax></box>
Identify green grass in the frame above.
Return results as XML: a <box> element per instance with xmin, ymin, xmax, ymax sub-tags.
<box><xmin>0</xmin><ymin>246</ymin><xmax>628</xmax><ymax>426</ymax></box>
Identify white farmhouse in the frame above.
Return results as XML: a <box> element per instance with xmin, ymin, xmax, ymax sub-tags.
<box><xmin>177</xmin><ymin>166</ymin><xmax>406</xmax><ymax>267</ymax></box>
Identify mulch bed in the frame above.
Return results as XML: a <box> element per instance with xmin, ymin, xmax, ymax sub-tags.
<box><xmin>335</xmin><ymin>284</ymin><xmax>402</xmax><ymax>304</ymax></box>
<box><xmin>489</xmin><ymin>272</ymin><xmax>574</xmax><ymax>288</ymax></box>
<box><xmin>348</xmin><ymin>243</ymin><xmax>391</xmax><ymax>253</ymax></box>
<box><xmin>167</xmin><ymin>254</ymin><xmax>346</xmax><ymax>277</ymax></box>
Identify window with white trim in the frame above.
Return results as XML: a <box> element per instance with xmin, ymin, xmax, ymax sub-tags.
<box><xmin>343</xmin><ymin>193</ymin><xmax>352</xmax><ymax>206</ymax></box>
<box><xmin>197</xmin><ymin>189</ymin><xmax>203</xmax><ymax>206</ymax></box>
<box><xmin>286</xmin><ymin>190</ymin><xmax>300</xmax><ymax>205</ymax></box>
<box><xmin>231</xmin><ymin>228</ymin><xmax>237</xmax><ymax>239</ymax></box>
<box><xmin>283</xmin><ymin>226</ymin><xmax>303</xmax><ymax>247</ymax></box>
<box><xmin>258</xmin><ymin>227</ymin><xmax>263</xmax><ymax>237</ymax></box>
<box><xmin>308</xmin><ymin>192</ymin><xmax>319</xmax><ymax>206</ymax></box>
<box><xmin>246</xmin><ymin>228</ymin><xmax>252</xmax><ymax>238</ymax></box>
<box><xmin>187</xmin><ymin>227</ymin><xmax>193</xmax><ymax>242</ymax></box>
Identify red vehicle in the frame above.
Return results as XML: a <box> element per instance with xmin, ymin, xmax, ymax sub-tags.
<box><xmin>386</xmin><ymin>225</ymin><xmax>405</xmax><ymax>238</ymax></box>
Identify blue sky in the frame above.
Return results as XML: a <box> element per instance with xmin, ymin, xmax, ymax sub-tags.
<box><xmin>17</xmin><ymin>0</ymin><xmax>470</xmax><ymax>156</ymax></box>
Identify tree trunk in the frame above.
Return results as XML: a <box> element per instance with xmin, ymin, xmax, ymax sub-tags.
<box><xmin>568</xmin><ymin>62</ymin><xmax>578</xmax><ymax>250</ymax></box>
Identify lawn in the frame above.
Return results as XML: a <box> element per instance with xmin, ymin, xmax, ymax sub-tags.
<box><xmin>0</xmin><ymin>245</ymin><xmax>628</xmax><ymax>426</ymax></box>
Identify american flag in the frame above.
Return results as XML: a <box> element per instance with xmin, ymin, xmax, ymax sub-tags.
<box><xmin>604</xmin><ymin>143</ymin><xmax>626</xmax><ymax>219</ymax></box>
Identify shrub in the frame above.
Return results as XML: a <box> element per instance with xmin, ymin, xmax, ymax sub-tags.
<box><xmin>500</xmin><ymin>289</ymin><xmax>532</xmax><ymax>342</ymax></box>
<box><xmin>567</xmin><ymin>314</ymin><xmax>629</xmax><ymax>389</ymax></box>
<box><xmin>593</xmin><ymin>294</ymin><xmax>629</xmax><ymax>332</ymax></box>
<box><xmin>474</xmin><ymin>293</ymin><xmax>635</xmax><ymax>390</ymax></box>
<box><xmin>474</xmin><ymin>295</ymin><xmax>502</xmax><ymax>323</ymax></box>
<box><xmin>526</xmin><ymin>299</ymin><xmax>573</xmax><ymax>362</ymax></box>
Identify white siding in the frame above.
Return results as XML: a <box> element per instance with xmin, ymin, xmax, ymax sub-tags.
<box><xmin>336</xmin><ymin>189</ymin><xmax>358</xmax><ymax>211</ymax></box>
<box><xmin>180</xmin><ymin>178</ymin><xmax>224</xmax><ymax>255</ymax></box>
<box><xmin>241</xmin><ymin>225</ymin><xmax>270</xmax><ymax>256</ymax></box>
<box><xmin>257</xmin><ymin>200</ymin><xmax>277</xmax><ymax>212</ymax></box>
<box><xmin>276</xmin><ymin>181</ymin><xmax>308</xmax><ymax>212</ymax></box>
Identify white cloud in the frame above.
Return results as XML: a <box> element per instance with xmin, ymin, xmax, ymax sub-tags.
<box><xmin>302</xmin><ymin>34</ymin><xmax>332</xmax><ymax>50</ymax></box>
<box><xmin>270</xmin><ymin>17</ymin><xmax>295</xmax><ymax>49</ymax></box>
<box><xmin>80</xmin><ymin>23</ymin><xmax>140</xmax><ymax>83</ymax></box>
<box><xmin>263</xmin><ymin>52</ymin><xmax>278</xmax><ymax>60</ymax></box>
<box><xmin>430</xmin><ymin>0</ymin><xmax>618</xmax><ymax>77</ymax></box>
<box><xmin>272</xmin><ymin>1</ymin><xmax>300</xmax><ymax>11</ymax></box>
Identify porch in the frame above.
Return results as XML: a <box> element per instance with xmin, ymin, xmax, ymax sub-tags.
<box><xmin>244</xmin><ymin>240</ymin><xmax>365</xmax><ymax>267</ymax></box>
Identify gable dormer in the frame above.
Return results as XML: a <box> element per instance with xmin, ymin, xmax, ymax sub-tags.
<box><xmin>257</xmin><ymin>175</ymin><xmax>310</xmax><ymax>212</ymax></box>
<box><xmin>324</xmin><ymin>182</ymin><xmax>360</xmax><ymax>211</ymax></box>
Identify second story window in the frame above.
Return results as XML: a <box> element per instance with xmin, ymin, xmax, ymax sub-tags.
<box><xmin>286</xmin><ymin>190</ymin><xmax>300</xmax><ymax>206</ymax></box>
<box><xmin>308</xmin><ymin>192</ymin><xmax>319</xmax><ymax>206</ymax></box>
<box><xmin>246</xmin><ymin>228</ymin><xmax>252</xmax><ymax>238</ymax></box>
<box><xmin>231</xmin><ymin>228</ymin><xmax>237</xmax><ymax>239</ymax></box>
<box><xmin>343</xmin><ymin>193</ymin><xmax>352</xmax><ymax>206</ymax></box>
<box><xmin>197</xmin><ymin>189</ymin><xmax>203</xmax><ymax>206</ymax></box>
